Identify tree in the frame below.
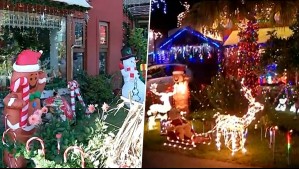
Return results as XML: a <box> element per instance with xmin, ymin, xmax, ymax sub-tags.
<box><xmin>260</xmin><ymin>30</ymin><xmax>288</xmax><ymax>74</ymax></box>
<box><xmin>182</xmin><ymin>0</ymin><xmax>299</xmax><ymax>33</ymax></box>
<box><xmin>237</xmin><ymin>18</ymin><xmax>260</xmax><ymax>93</ymax></box>
<box><xmin>261</xmin><ymin>12</ymin><xmax>299</xmax><ymax>83</ymax></box>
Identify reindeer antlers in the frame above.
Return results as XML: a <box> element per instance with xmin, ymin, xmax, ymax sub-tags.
<box><xmin>150</xmin><ymin>83</ymin><xmax>160</xmax><ymax>96</ymax></box>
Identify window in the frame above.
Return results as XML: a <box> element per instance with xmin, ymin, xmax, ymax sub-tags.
<box><xmin>99</xmin><ymin>22</ymin><xmax>109</xmax><ymax>73</ymax></box>
<box><xmin>74</xmin><ymin>21</ymin><xmax>84</xmax><ymax>47</ymax></box>
<box><xmin>73</xmin><ymin>52</ymin><xmax>84</xmax><ymax>77</ymax></box>
<box><xmin>72</xmin><ymin>19</ymin><xmax>86</xmax><ymax>78</ymax></box>
<box><xmin>0</xmin><ymin>13</ymin><xmax>67</xmax><ymax>87</ymax></box>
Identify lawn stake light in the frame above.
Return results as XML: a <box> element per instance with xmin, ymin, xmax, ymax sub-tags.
<box><xmin>287</xmin><ymin>129</ymin><xmax>292</xmax><ymax>166</ymax></box>
<box><xmin>267</xmin><ymin>126</ymin><xmax>278</xmax><ymax>163</ymax></box>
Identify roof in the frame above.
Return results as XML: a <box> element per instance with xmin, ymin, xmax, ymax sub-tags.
<box><xmin>159</xmin><ymin>26</ymin><xmax>222</xmax><ymax>50</ymax></box>
<box><xmin>223</xmin><ymin>27</ymin><xmax>293</xmax><ymax>46</ymax></box>
<box><xmin>123</xmin><ymin>0</ymin><xmax>149</xmax><ymax>5</ymax></box>
<box><xmin>123</xmin><ymin>0</ymin><xmax>150</xmax><ymax>17</ymax></box>
<box><xmin>52</xmin><ymin>0</ymin><xmax>92</xmax><ymax>8</ymax></box>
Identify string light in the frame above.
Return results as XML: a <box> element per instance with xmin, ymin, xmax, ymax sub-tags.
<box><xmin>177</xmin><ymin>2</ymin><xmax>190</xmax><ymax>27</ymax></box>
<box><xmin>151</xmin><ymin>0</ymin><xmax>167</xmax><ymax>14</ymax></box>
<box><xmin>199</xmin><ymin>79</ymin><xmax>264</xmax><ymax>155</ymax></box>
<box><xmin>147</xmin><ymin>83</ymin><xmax>176</xmax><ymax>130</ymax></box>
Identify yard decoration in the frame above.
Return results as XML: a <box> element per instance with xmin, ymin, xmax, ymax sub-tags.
<box><xmin>164</xmin><ymin>108</ymin><xmax>211</xmax><ymax>150</ymax></box>
<box><xmin>2</xmin><ymin>49</ymin><xmax>47</xmax><ymax>166</ymax></box>
<box><xmin>43</xmin><ymin>92</ymin><xmax>74</xmax><ymax>121</ymax></box>
<box><xmin>2</xmin><ymin>129</ymin><xmax>27</xmax><ymax>168</ymax></box>
<box><xmin>119</xmin><ymin>46</ymin><xmax>145</xmax><ymax>104</ymax></box>
<box><xmin>172</xmin><ymin>65</ymin><xmax>190</xmax><ymax>113</ymax></box>
<box><xmin>67</xmin><ymin>80</ymin><xmax>88</xmax><ymax>117</ymax></box>
<box><xmin>103</xmin><ymin>96</ymin><xmax>144</xmax><ymax>168</ymax></box>
<box><xmin>64</xmin><ymin>146</ymin><xmax>85</xmax><ymax>168</ymax></box>
<box><xmin>147</xmin><ymin>83</ymin><xmax>176</xmax><ymax>130</ymax></box>
<box><xmin>201</xmin><ymin>78</ymin><xmax>264</xmax><ymax>155</ymax></box>
<box><xmin>275</xmin><ymin>97</ymin><xmax>287</xmax><ymax>112</ymax></box>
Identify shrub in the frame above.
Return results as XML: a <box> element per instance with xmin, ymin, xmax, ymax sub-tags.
<box><xmin>75</xmin><ymin>71</ymin><xmax>114</xmax><ymax>105</ymax></box>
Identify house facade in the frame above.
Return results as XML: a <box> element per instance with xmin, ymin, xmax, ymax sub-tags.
<box><xmin>86</xmin><ymin>0</ymin><xmax>124</xmax><ymax>76</ymax></box>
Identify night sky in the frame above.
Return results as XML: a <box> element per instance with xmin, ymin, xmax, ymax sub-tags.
<box><xmin>150</xmin><ymin>0</ymin><xmax>201</xmax><ymax>34</ymax></box>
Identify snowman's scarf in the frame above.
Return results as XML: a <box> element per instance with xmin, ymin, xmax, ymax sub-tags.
<box><xmin>67</xmin><ymin>80</ymin><xmax>87</xmax><ymax>116</ymax></box>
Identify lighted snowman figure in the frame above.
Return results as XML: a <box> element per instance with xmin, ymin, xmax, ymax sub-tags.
<box><xmin>275</xmin><ymin>97</ymin><xmax>287</xmax><ymax>111</ymax></box>
<box><xmin>119</xmin><ymin>46</ymin><xmax>145</xmax><ymax>104</ymax></box>
<box><xmin>290</xmin><ymin>104</ymin><xmax>299</xmax><ymax>113</ymax></box>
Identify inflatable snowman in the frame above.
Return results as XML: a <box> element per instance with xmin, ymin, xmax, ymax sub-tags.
<box><xmin>119</xmin><ymin>46</ymin><xmax>145</xmax><ymax>104</ymax></box>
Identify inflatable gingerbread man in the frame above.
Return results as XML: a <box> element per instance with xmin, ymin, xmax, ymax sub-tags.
<box><xmin>2</xmin><ymin>50</ymin><xmax>47</xmax><ymax>167</ymax></box>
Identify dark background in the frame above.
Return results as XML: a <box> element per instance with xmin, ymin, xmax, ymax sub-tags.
<box><xmin>150</xmin><ymin>0</ymin><xmax>201</xmax><ymax>34</ymax></box>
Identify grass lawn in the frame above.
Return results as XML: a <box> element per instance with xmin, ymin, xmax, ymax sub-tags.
<box><xmin>105</xmin><ymin>104</ymin><xmax>128</xmax><ymax>134</ymax></box>
<box><xmin>143</xmin><ymin>109</ymin><xmax>299</xmax><ymax>168</ymax></box>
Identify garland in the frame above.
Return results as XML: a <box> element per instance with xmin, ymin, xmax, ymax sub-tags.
<box><xmin>7</xmin><ymin>0</ymin><xmax>89</xmax><ymax>12</ymax></box>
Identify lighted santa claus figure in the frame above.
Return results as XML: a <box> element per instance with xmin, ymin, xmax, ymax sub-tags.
<box><xmin>119</xmin><ymin>46</ymin><xmax>145</xmax><ymax>104</ymax></box>
<box><xmin>172</xmin><ymin>65</ymin><xmax>190</xmax><ymax>113</ymax></box>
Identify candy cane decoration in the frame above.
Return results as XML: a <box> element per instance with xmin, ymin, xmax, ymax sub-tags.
<box><xmin>64</xmin><ymin>146</ymin><xmax>85</xmax><ymax>168</ymax></box>
<box><xmin>10</xmin><ymin>77</ymin><xmax>30</xmax><ymax>128</ymax></box>
<box><xmin>68</xmin><ymin>80</ymin><xmax>88</xmax><ymax>116</ymax></box>
<box><xmin>2</xmin><ymin>128</ymin><xmax>17</xmax><ymax>146</ymax></box>
<box><xmin>26</xmin><ymin>137</ymin><xmax>45</xmax><ymax>156</ymax></box>
<box><xmin>2</xmin><ymin>128</ymin><xmax>18</xmax><ymax>168</ymax></box>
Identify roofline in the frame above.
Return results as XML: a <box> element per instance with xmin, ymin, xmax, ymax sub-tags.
<box><xmin>159</xmin><ymin>26</ymin><xmax>222</xmax><ymax>50</ymax></box>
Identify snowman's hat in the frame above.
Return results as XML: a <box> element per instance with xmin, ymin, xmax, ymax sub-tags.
<box><xmin>172</xmin><ymin>65</ymin><xmax>185</xmax><ymax>75</ymax></box>
<box><xmin>120</xmin><ymin>46</ymin><xmax>136</xmax><ymax>61</ymax></box>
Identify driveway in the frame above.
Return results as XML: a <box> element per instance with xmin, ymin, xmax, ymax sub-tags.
<box><xmin>142</xmin><ymin>150</ymin><xmax>261</xmax><ymax>168</ymax></box>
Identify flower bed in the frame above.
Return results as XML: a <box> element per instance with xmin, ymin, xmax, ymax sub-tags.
<box><xmin>0</xmin><ymin>96</ymin><xmax>143</xmax><ymax>168</ymax></box>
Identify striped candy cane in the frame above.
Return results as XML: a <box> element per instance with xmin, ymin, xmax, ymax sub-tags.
<box><xmin>64</xmin><ymin>146</ymin><xmax>85</xmax><ymax>168</ymax></box>
<box><xmin>10</xmin><ymin>77</ymin><xmax>30</xmax><ymax>128</ymax></box>
<box><xmin>68</xmin><ymin>80</ymin><xmax>87</xmax><ymax>116</ymax></box>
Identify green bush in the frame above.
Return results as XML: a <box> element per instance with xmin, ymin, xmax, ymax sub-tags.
<box><xmin>74</xmin><ymin>71</ymin><xmax>114</xmax><ymax>105</ymax></box>
<box><xmin>206</xmin><ymin>75</ymin><xmax>248</xmax><ymax>114</ymax></box>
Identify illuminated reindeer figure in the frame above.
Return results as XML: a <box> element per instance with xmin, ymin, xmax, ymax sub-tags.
<box><xmin>147</xmin><ymin>83</ymin><xmax>176</xmax><ymax>130</ymax></box>
<box><xmin>207</xmin><ymin>79</ymin><xmax>264</xmax><ymax>155</ymax></box>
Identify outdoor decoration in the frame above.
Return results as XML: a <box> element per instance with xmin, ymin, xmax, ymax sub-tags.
<box><xmin>156</xmin><ymin>43</ymin><xmax>220</xmax><ymax>64</ymax></box>
<box><xmin>2</xmin><ymin>128</ymin><xmax>27</xmax><ymax>168</ymax></box>
<box><xmin>43</xmin><ymin>92</ymin><xmax>74</xmax><ymax>121</ymax></box>
<box><xmin>287</xmin><ymin>129</ymin><xmax>293</xmax><ymax>165</ymax></box>
<box><xmin>172</xmin><ymin>65</ymin><xmax>190</xmax><ymax>113</ymax></box>
<box><xmin>2</xmin><ymin>50</ymin><xmax>46</xmax><ymax>144</ymax></box>
<box><xmin>120</xmin><ymin>46</ymin><xmax>145</xmax><ymax>104</ymax></box>
<box><xmin>237</xmin><ymin>18</ymin><xmax>260</xmax><ymax>94</ymax></box>
<box><xmin>177</xmin><ymin>2</ymin><xmax>190</xmax><ymax>27</ymax></box>
<box><xmin>151</xmin><ymin>0</ymin><xmax>167</xmax><ymax>14</ymax></box>
<box><xmin>164</xmin><ymin>108</ymin><xmax>211</xmax><ymax>150</ymax></box>
<box><xmin>147</xmin><ymin>83</ymin><xmax>176</xmax><ymax>130</ymax></box>
<box><xmin>67</xmin><ymin>80</ymin><xmax>88</xmax><ymax>116</ymax></box>
<box><xmin>64</xmin><ymin>146</ymin><xmax>85</xmax><ymax>168</ymax></box>
<box><xmin>102</xmin><ymin>96</ymin><xmax>144</xmax><ymax>168</ymax></box>
<box><xmin>275</xmin><ymin>97</ymin><xmax>287</xmax><ymax>112</ymax></box>
<box><xmin>202</xmin><ymin>79</ymin><xmax>264</xmax><ymax>155</ymax></box>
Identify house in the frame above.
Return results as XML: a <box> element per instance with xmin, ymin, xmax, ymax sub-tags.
<box><xmin>123</xmin><ymin>0</ymin><xmax>150</xmax><ymax>30</ymax></box>
<box><xmin>150</xmin><ymin>26</ymin><xmax>223</xmax><ymax>84</ymax></box>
